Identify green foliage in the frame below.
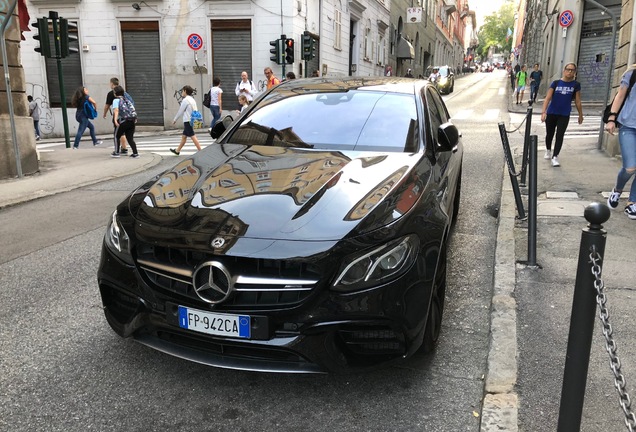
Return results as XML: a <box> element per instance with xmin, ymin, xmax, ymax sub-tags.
<box><xmin>476</xmin><ymin>1</ymin><xmax>516</xmax><ymax>59</ymax></box>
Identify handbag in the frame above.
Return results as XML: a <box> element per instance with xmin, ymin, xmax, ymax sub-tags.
<box><xmin>203</xmin><ymin>90</ymin><xmax>211</xmax><ymax>108</ymax></box>
<box><xmin>603</xmin><ymin>69</ymin><xmax>636</xmax><ymax>123</ymax></box>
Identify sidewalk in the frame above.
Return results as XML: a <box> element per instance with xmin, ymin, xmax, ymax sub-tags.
<box><xmin>482</xmin><ymin>94</ymin><xmax>636</xmax><ymax>430</ymax></box>
<box><xmin>0</xmin><ymin>141</ymin><xmax>163</xmax><ymax>209</ymax></box>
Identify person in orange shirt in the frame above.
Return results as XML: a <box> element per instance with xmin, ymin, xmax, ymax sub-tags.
<box><xmin>264</xmin><ymin>67</ymin><xmax>280</xmax><ymax>89</ymax></box>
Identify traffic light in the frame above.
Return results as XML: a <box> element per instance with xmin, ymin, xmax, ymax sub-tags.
<box><xmin>284</xmin><ymin>38</ymin><xmax>294</xmax><ymax>64</ymax></box>
<box><xmin>32</xmin><ymin>18</ymin><xmax>51</xmax><ymax>58</ymax></box>
<box><xmin>59</xmin><ymin>18</ymin><xmax>79</xmax><ymax>58</ymax></box>
<box><xmin>302</xmin><ymin>33</ymin><xmax>312</xmax><ymax>61</ymax></box>
<box><xmin>269</xmin><ymin>38</ymin><xmax>282</xmax><ymax>65</ymax></box>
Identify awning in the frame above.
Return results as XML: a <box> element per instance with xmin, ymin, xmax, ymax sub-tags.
<box><xmin>396</xmin><ymin>37</ymin><xmax>414</xmax><ymax>59</ymax></box>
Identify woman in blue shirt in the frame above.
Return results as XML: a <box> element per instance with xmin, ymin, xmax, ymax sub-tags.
<box><xmin>540</xmin><ymin>63</ymin><xmax>584</xmax><ymax>167</ymax></box>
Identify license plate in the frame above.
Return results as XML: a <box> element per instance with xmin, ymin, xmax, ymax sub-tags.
<box><xmin>178</xmin><ymin>306</ymin><xmax>250</xmax><ymax>339</ymax></box>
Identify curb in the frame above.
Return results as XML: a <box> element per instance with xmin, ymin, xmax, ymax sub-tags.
<box><xmin>480</xmin><ymin>152</ymin><xmax>519</xmax><ymax>430</ymax></box>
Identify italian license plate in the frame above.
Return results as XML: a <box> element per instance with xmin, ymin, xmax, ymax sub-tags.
<box><xmin>178</xmin><ymin>306</ymin><xmax>250</xmax><ymax>339</ymax></box>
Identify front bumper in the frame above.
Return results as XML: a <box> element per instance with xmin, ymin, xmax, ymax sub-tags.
<box><xmin>97</xmin><ymin>241</ymin><xmax>433</xmax><ymax>374</ymax></box>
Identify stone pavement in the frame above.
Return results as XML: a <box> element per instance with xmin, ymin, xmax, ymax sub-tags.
<box><xmin>1</xmin><ymin>97</ymin><xmax>635</xmax><ymax>432</ymax></box>
<box><xmin>481</xmin><ymin>93</ymin><xmax>636</xmax><ymax>431</ymax></box>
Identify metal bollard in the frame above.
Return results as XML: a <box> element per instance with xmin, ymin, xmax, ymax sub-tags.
<box><xmin>520</xmin><ymin>106</ymin><xmax>533</xmax><ymax>186</ymax></box>
<box><xmin>557</xmin><ymin>202</ymin><xmax>611</xmax><ymax>432</ymax></box>
<box><xmin>498</xmin><ymin>122</ymin><xmax>526</xmax><ymax>220</ymax></box>
<box><xmin>526</xmin><ymin>135</ymin><xmax>538</xmax><ymax>267</ymax></box>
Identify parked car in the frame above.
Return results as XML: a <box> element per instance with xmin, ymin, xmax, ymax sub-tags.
<box><xmin>97</xmin><ymin>77</ymin><xmax>464</xmax><ymax>373</ymax></box>
<box><xmin>433</xmin><ymin>65</ymin><xmax>455</xmax><ymax>94</ymax></box>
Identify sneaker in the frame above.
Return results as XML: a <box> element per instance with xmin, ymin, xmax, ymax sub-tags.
<box><xmin>170</xmin><ymin>148</ymin><xmax>180</xmax><ymax>156</ymax></box>
<box><xmin>544</xmin><ymin>150</ymin><xmax>551</xmax><ymax>160</ymax></box>
<box><xmin>120</xmin><ymin>148</ymin><xmax>128</xmax><ymax>154</ymax></box>
<box><xmin>551</xmin><ymin>156</ymin><xmax>560</xmax><ymax>167</ymax></box>
<box><xmin>607</xmin><ymin>189</ymin><xmax>621</xmax><ymax>209</ymax></box>
<box><xmin>93</xmin><ymin>140</ymin><xmax>103</xmax><ymax>146</ymax></box>
<box><xmin>130</xmin><ymin>153</ymin><xmax>140</xmax><ymax>158</ymax></box>
<box><xmin>35</xmin><ymin>135</ymin><xmax>41</xmax><ymax>141</ymax></box>
<box><xmin>625</xmin><ymin>203</ymin><xmax>636</xmax><ymax>220</ymax></box>
<box><xmin>72</xmin><ymin>146</ymin><xmax>78</xmax><ymax>150</ymax></box>
<box><xmin>111</xmin><ymin>152</ymin><xmax>120</xmax><ymax>158</ymax></box>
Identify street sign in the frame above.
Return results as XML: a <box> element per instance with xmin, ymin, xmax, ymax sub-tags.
<box><xmin>559</xmin><ymin>10</ymin><xmax>574</xmax><ymax>28</ymax></box>
<box><xmin>187</xmin><ymin>33</ymin><xmax>203</xmax><ymax>50</ymax></box>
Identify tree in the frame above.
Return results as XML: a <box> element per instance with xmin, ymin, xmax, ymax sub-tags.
<box><xmin>476</xmin><ymin>2</ymin><xmax>515</xmax><ymax>60</ymax></box>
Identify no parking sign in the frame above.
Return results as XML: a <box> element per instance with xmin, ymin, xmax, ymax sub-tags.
<box><xmin>559</xmin><ymin>10</ymin><xmax>574</xmax><ymax>28</ymax></box>
<box><xmin>187</xmin><ymin>33</ymin><xmax>203</xmax><ymax>50</ymax></box>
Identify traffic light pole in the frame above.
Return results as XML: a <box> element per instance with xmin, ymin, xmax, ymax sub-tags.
<box><xmin>49</xmin><ymin>11</ymin><xmax>71</xmax><ymax>149</ymax></box>
<box><xmin>281</xmin><ymin>34</ymin><xmax>286</xmax><ymax>79</ymax></box>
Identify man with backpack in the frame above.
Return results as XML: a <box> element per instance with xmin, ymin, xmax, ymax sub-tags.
<box><xmin>235</xmin><ymin>71</ymin><xmax>257</xmax><ymax>102</ymax></box>
<box><xmin>515</xmin><ymin>64</ymin><xmax>529</xmax><ymax>105</ymax></box>
<box><xmin>103</xmin><ymin>77</ymin><xmax>130</xmax><ymax>154</ymax></box>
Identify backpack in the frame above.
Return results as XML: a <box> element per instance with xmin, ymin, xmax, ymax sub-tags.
<box><xmin>83</xmin><ymin>99</ymin><xmax>98</xmax><ymax>119</ymax></box>
<box><xmin>117</xmin><ymin>96</ymin><xmax>137</xmax><ymax>122</ymax></box>
<box><xmin>203</xmin><ymin>90</ymin><xmax>211</xmax><ymax>108</ymax></box>
<box><xmin>186</xmin><ymin>99</ymin><xmax>203</xmax><ymax>129</ymax></box>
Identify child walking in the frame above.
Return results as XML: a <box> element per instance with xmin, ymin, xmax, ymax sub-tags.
<box><xmin>170</xmin><ymin>85</ymin><xmax>203</xmax><ymax>156</ymax></box>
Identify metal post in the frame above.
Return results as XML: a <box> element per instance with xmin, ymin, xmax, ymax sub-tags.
<box><xmin>1</xmin><ymin>0</ymin><xmax>22</xmax><ymax>178</ymax></box>
<box><xmin>520</xmin><ymin>106</ymin><xmax>533</xmax><ymax>186</ymax></box>
<box><xmin>49</xmin><ymin>11</ymin><xmax>71</xmax><ymax>149</ymax></box>
<box><xmin>498</xmin><ymin>122</ymin><xmax>526</xmax><ymax>220</ymax></box>
<box><xmin>527</xmin><ymin>135</ymin><xmax>538</xmax><ymax>266</ymax></box>
<box><xmin>557</xmin><ymin>202</ymin><xmax>611</xmax><ymax>431</ymax></box>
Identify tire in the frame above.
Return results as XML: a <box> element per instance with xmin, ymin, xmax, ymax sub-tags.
<box><xmin>420</xmin><ymin>242</ymin><xmax>447</xmax><ymax>353</ymax></box>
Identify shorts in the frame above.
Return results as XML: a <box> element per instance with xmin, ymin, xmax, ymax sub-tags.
<box><xmin>183</xmin><ymin>121</ymin><xmax>195</xmax><ymax>137</ymax></box>
<box><xmin>516</xmin><ymin>85</ymin><xmax>526</xmax><ymax>92</ymax></box>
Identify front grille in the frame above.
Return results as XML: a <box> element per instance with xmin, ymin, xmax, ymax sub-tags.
<box><xmin>135</xmin><ymin>243</ymin><xmax>322</xmax><ymax>309</ymax></box>
<box><xmin>338</xmin><ymin>326</ymin><xmax>406</xmax><ymax>356</ymax></box>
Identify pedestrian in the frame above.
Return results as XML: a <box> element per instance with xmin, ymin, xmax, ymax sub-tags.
<box><xmin>111</xmin><ymin>85</ymin><xmax>139</xmax><ymax>158</ymax></box>
<box><xmin>529</xmin><ymin>63</ymin><xmax>543</xmax><ymax>104</ymax></box>
<box><xmin>605</xmin><ymin>65</ymin><xmax>636</xmax><ymax>219</ymax></box>
<box><xmin>103</xmin><ymin>77</ymin><xmax>128</xmax><ymax>154</ymax></box>
<box><xmin>27</xmin><ymin>95</ymin><xmax>40</xmax><ymax>140</ymax></box>
<box><xmin>235</xmin><ymin>71</ymin><xmax>257</xmax><ymax>102</ymax></box>
<box><xmin>70</xmin><ymin>86</ymin><xmax>102</xmax><ymax>149</ymax></box>
<box><xmin>540</xmin><ymin>62</ymin><xmax>583</xmax><ymax>167</ymax></box>
<box><xmin>208</xmin><ymin>76</ymin><xmax>223</xmax><ymax>131</ymax></box>
<box><xmin>264</xmin><ymin>67</ymin><xmax>280</xmax><ymax>90</ymax></box>
<box><xmin>311</xmin><ymin>69</ymin><xmax>320</xmax><ymax>77</ymax></box>
<box><xmin>515</xmin><ymin>64</ymin><xmax>528</xmax><ymax>105</ymax></box>
<box><xmin>405</xmin><ymin>68</ymin><xmax>414</xmax><ymax>78</ymax></box>
<box><xmin>285</xmin><ymin>71</ymin><xmax>296</xmax><ymax>80</ymax></box>
<box><xmin>170</xmin><ymin>85</ymin><xmax>203</xmax><ymax>156</ymax></box>
<box><xmin>238</xmin><ymin>94</ymin><xmax>249</xmax><ymax>113</ymax></box>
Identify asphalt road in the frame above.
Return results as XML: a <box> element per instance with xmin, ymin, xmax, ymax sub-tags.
<box><xmin>0</xmin><ymin>71</ymin><xmax>508</xmax><ymax>432</ymax></box>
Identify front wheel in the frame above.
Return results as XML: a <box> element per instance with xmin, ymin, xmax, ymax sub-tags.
<box><xmin>420</xmin><ymin>242</ymin><xmax>447</xmax><ymax>353</ymax></box>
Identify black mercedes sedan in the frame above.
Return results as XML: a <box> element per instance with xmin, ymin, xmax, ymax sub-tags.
<box><xmin>97</xmin><ymin>77</ymin><xmax>463</xmax><ymax>373</ymax></box>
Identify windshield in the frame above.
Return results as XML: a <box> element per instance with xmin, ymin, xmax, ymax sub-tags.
<box><xmin>226</xmin><ymin>90</ymin><xmax>418</xmax><ymax>152</ymax></box>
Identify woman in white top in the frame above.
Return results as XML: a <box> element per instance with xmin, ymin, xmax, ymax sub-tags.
<box><xmin>170</xmin><ymin>85</ymin><xmax>203</xmax><ymax>156</ymax></box>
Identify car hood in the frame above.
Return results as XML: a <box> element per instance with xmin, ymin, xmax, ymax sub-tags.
<box><xmin>131</xmin><ymin>144</ymin><xmax>425</xmax><ymax>242</ymax></box>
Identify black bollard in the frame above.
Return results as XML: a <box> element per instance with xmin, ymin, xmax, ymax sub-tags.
<box><xmin>527</xmin><ymin>135</ymin><xmax>538</xmax><ymax>266</ymax></box>
<box><xmin>520</xmin><ymin>106</ymin><xmax>533</xmax><ymax>186</ymax></box>
<box><xmin>557</xmin><ymin>202</ymin><xmax>611</xmax><ymax>432</ymax></box>
<box><xmin>498</xmin><ymin>122</ymin><xmax>526</xmax><ymax>220</ymax></box>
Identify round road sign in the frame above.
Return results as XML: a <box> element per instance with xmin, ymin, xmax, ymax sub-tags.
<box><xmin>559</xmin><ymin>10</ymin><xmax>574</xmax><ymax>28</ymax></box>
<box><xmin>187</xmin><ymin>33</ymin><xmax>203</xmax><ymax>50</ymax></box>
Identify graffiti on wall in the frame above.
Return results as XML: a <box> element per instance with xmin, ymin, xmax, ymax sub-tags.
<box><xmin>579</xmin><ymin>55</ymin><xmax>609</xmax><ymax>86</ymax></box>
<box><xmin>173</xmin><ymin>86</ymin><xmax>199</xmax><ymax>105</ymax></box>
<box><xmin>27</xmin><ymin>83</ymin><xmax>55</xmax><ymax>137</ymax></box>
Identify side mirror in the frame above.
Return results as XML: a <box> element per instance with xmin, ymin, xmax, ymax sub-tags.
<box><xmin>437</xmin><ymin>122</ymin><xmax>460</xmax><ymax>152</ymax></box>
<box><xmin>210</xmin><ymin>114</ymin><xmax>234</xmax><ymax>139</ymax></box>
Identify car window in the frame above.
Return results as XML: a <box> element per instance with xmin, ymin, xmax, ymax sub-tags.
<box><xmin>226</xmin><ymin>90</ymin><xmax>418</xmax><ymax>152</ymax></box>
<box><xmin>426</xmin><ymin>88</ymin><xmax>449</xmax><ymax>139</ymax></box>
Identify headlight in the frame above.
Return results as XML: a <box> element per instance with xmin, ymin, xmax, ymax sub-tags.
<box><xmin>332</xmin><ymin>235</ymin><xmax>419</xmax><ymax>292</ymax></box>
<box><xmin>440</xmin><ymin>77</ymin><xmax>448</xmax><ymax>84</ymax></box>
<box><xmin>104</xmin><ymin>210</ymin><xmax>133</xmax><ymax>264</ymax></box>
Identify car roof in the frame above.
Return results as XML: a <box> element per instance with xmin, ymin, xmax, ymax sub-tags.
<box><xmin>274</xmin><ymin>76</ymin><xmax>426</xmax><ymax>95</ymax></box>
